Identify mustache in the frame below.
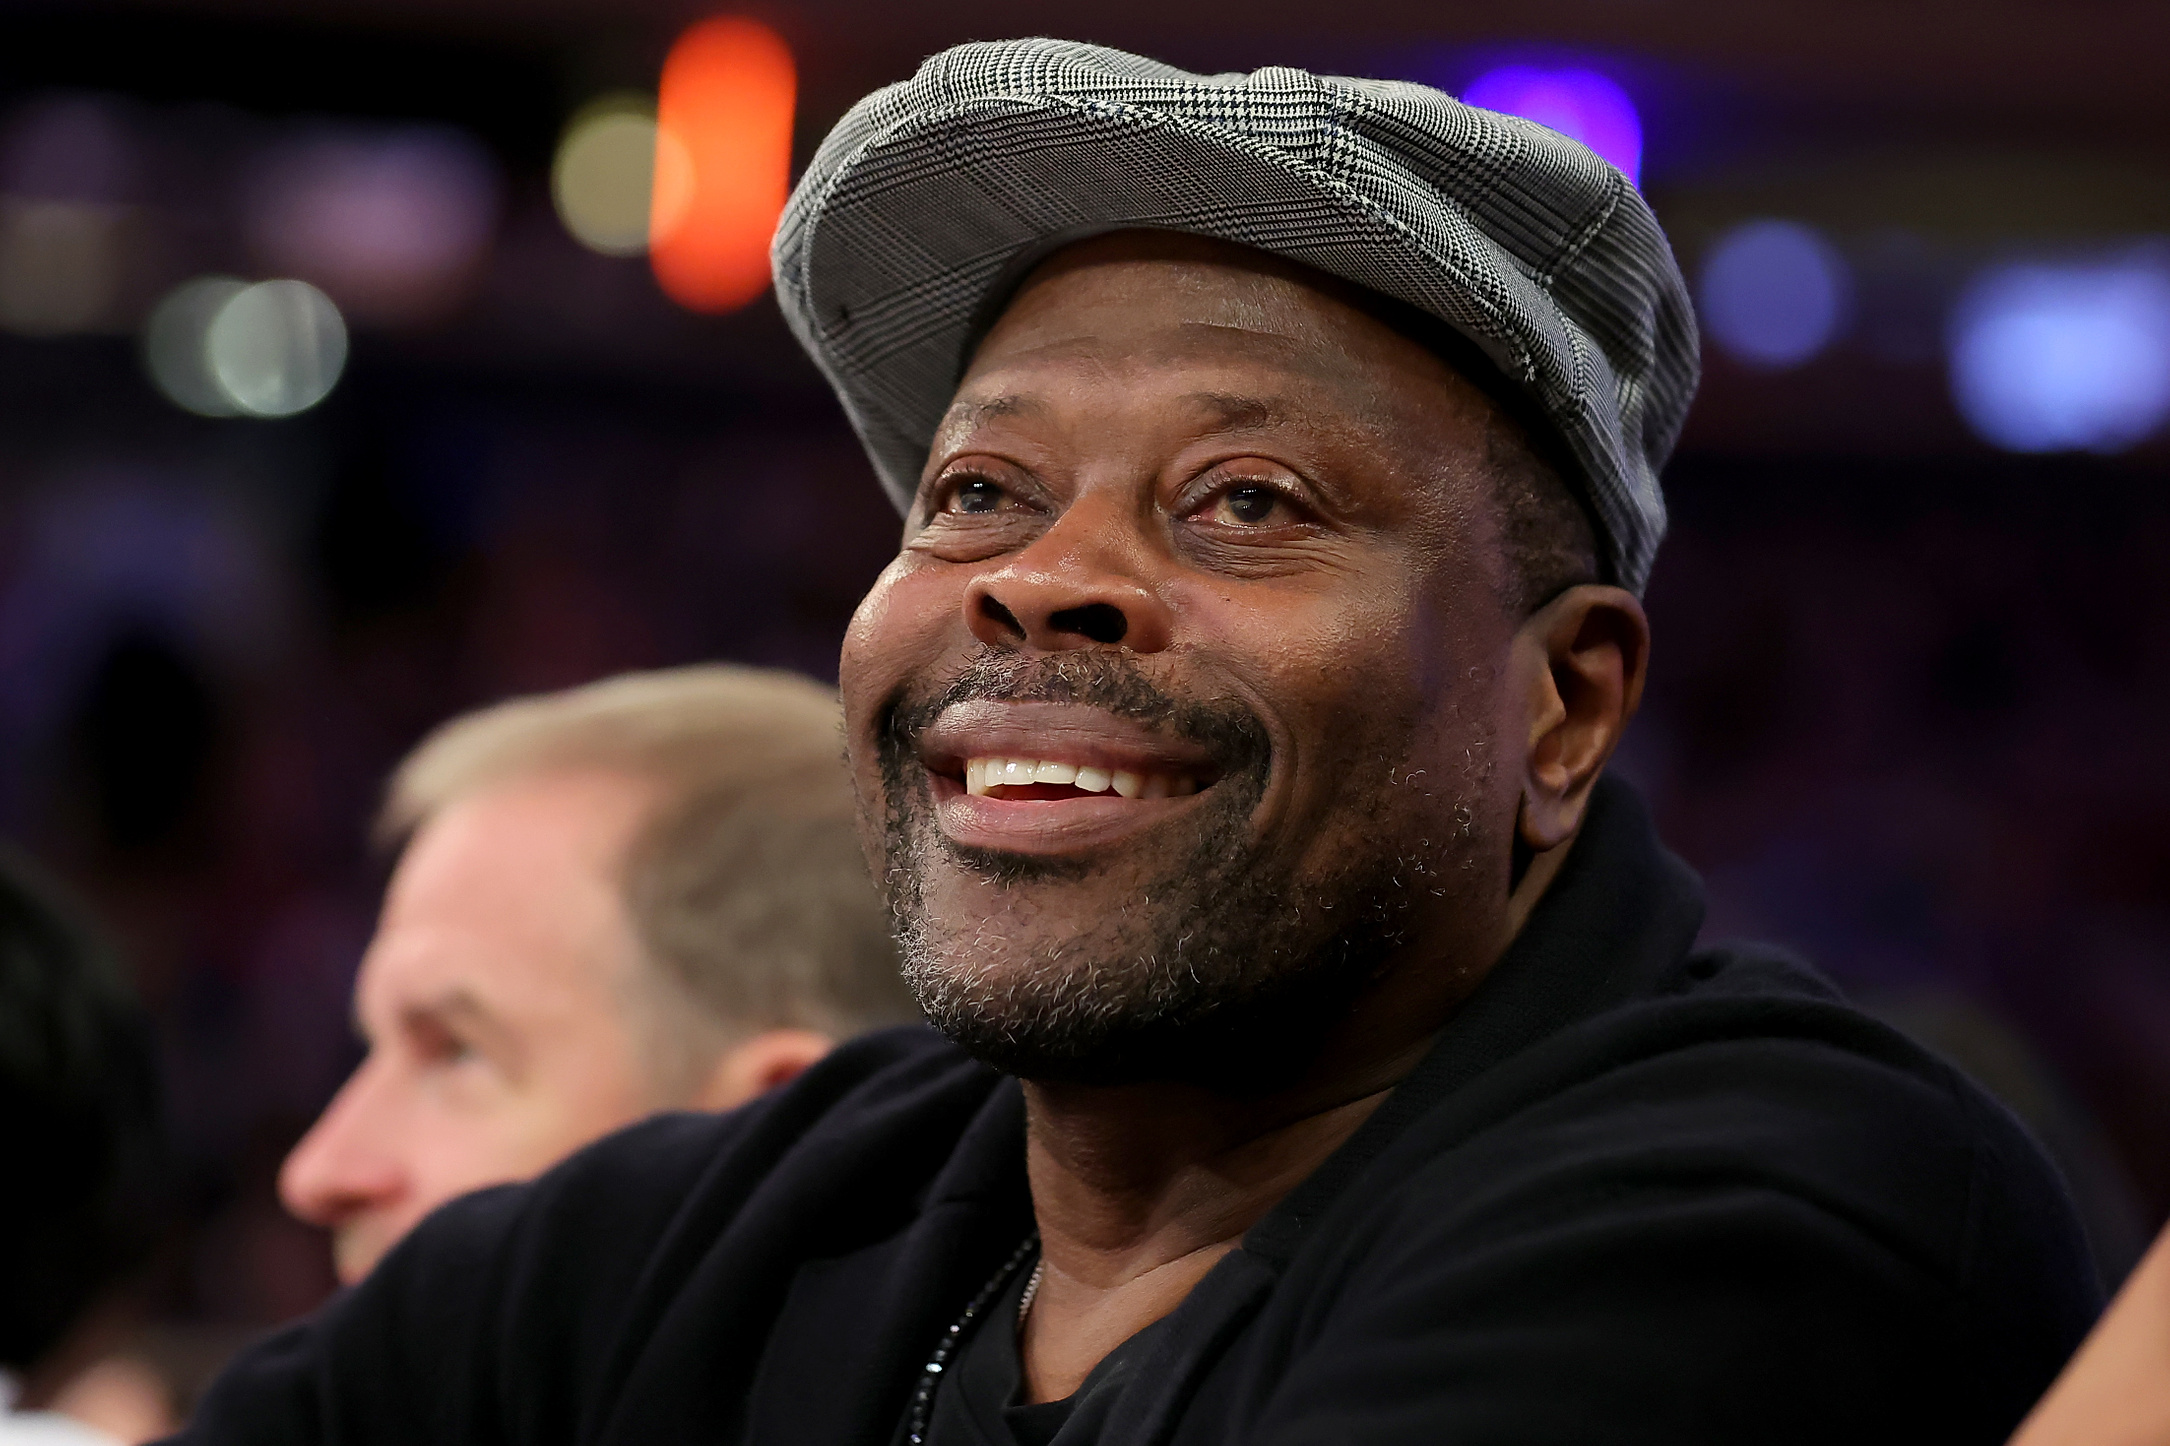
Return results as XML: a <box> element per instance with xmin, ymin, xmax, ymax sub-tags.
<box><xmin>880</xmin><ymin>647</ymin><xmax>1272</xmax><ymax>771</ymax></box>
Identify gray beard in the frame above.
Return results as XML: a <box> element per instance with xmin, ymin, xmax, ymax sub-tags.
<box><xmin>873</xmin><ymin>651</ymin><xmax>1480</xmax><ymax>1088</ymax></box>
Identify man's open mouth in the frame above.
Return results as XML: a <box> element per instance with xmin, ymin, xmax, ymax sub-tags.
<box><xmin>907</xmin><ymin>696</ymin><xmax>1250</xmax><ymax>854</ymax></box>
<box><xmin>961</xmin><ymin>756</ymin><xmax>1204</xmax><ymax>801</ymax></box>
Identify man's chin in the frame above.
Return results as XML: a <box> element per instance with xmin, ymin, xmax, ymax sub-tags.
<box><xmin>934</xmin><ymin>841</ymin><xmax>1097</xmax><ymax>887</ymax></box>
<box><xmin>331</xmin><ymin>1220</ymin><xmax>404</xmax><ymax>1286</ymax></box>
<box><xmin>907</xmin><ymin>945</ymin><xmax>1381</xmax><ymax>1093</ymax></box>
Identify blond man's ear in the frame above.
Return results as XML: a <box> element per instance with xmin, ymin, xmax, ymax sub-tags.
<box><xmin>693</xmin><ymin>1028</ymin><xmax>835</xmax><ymax>1112</ymax></box>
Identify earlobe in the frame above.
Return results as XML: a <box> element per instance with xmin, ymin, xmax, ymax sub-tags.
<box><xmin>695</xmin><ymin>1028</ymin><xmax>837</xmax><ymax>1112</ymax></box>
<box><xmin>1516</xmin><ymin>585</ymin><xmax>1650</xmax><ymax>853</ymax></box>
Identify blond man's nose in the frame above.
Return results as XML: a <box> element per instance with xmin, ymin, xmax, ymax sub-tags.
<box><xmin>277</xmin><ymin>1073</ymin><xmax>407</xmax><ymax>1230</ymax></box>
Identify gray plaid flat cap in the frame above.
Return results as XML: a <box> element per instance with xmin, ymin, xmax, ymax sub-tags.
<box><xmin>773</xmin><ymin>38</ymin><xmax>1699</xmax><ymax>594</ymax></box>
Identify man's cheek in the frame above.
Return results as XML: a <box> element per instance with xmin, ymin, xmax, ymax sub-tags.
<box><xmin>846</xmin><ymin>566</ymin><xmax>963</xmax><ymax>706</ymax></box>
<box><xmin>865</xmin><ymin>551</ymin><xmax>962</xmax><ymax>633</ymax></box>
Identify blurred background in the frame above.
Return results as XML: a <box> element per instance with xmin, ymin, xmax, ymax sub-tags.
<box><xmin>2</xmin><ymin>0</ymin><xmax>2166</xmax><ymax>1407</ymax></box>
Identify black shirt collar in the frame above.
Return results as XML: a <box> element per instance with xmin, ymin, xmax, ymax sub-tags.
<box><xmin>1248</xmin><ymin>773</ymin><xmax>1704</xmax><ymax>1263</ymax></box>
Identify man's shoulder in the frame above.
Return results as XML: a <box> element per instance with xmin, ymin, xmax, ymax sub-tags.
<box><xmin>1355</xmin><ymin>937</ymin><xmax>2091</xmax><ymax>1297</ymax></box>
<box><xmin>1634</xmin><ymin>936</ymin><xmax>2036</xmax><ymax>1185</ymax></box>
<box><xmin>1229</xmin><ymin>941</ymin><xmax>2100</xmax><ymax>1446</ymax></box>
<box><xmin>534</xmin><ymin>1024</ymin><xmax>993</xmax><ymax>1223</ymax></box>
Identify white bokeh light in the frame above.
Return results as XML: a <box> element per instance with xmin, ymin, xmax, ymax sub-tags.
<box><xmin>1949</xmin><ymin>257</ymin><xmax>2170</xmax><ymax>454</ymax></box>
<box><xmin>207</xmin><ymin>280</ymin><xmax>348</xmax><ymax>417</ymax></box>
<box><xmin>144</xmin><ymin>276</ymin><xmax>348</xmax><ymax>419</ymax></box>
<box><xmin>143</xmin><ymin>276</ymin><xmax>250</xmax><ymax>416</ymax></box>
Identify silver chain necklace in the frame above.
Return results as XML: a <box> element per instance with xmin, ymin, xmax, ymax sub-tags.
<box><xmin>1017</xmin><ymin>1258</ymin><xmax>1047</xmax><ymax>1320</ymax></box>
<box><xmin>902</xmin><ymin>1233</ymin><xmax>1040</xmax><ymax>1446</ymax></box>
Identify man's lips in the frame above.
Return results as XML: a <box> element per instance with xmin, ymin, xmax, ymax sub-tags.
<box><xmin>918</xmin><ymin>700</ymin><xmax>1223</xmax><ymax>854</ymax></box>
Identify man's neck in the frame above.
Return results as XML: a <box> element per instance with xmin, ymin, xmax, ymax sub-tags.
<box><xmin>1012</xmin><ymin>831</ymin><xmax>1576</xmax><ymax>1403</ymax></box>
<box><xmin>1015</xmin><ymin>1067</ymin><xmax>1406</xmax><ymax>1403</ymax></box>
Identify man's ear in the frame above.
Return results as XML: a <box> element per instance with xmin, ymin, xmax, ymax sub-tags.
<box><xmin>691</xmin><ymin>1028</ymin><xmax>836</xmax><ymax>1112</ymax></box>
<box><xmin>1513</xmin><ymin>584</ymin><xmax>1650</xmax><ymax>852</ymax></box>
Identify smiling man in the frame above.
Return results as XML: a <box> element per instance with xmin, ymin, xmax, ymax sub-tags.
<box><xmin>174</xmin><ymin>41</ymin><xmax>2098</xmax><ymax>1446</ymax></box>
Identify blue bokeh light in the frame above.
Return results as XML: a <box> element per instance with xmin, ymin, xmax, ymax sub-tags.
<box><xmin>1698</xmin><ymin>219</ymin><xmax>1852</xmax><ymax>370</ymax></box>
<box><xmin>1460</xmin><ymin>66</ymin><xmax>1642</xmax><ymax>183</ymax></box>
<box><xmin>1949</xmin><ymin>258</ymin><xmax>2170</xmax><ymax>454</ymax></box>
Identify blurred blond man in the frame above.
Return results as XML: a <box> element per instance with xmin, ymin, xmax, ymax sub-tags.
<box><xmin>280</xmin><ymin>666</ymin><xmax>917</xmax><ymax>1283</ymax></box>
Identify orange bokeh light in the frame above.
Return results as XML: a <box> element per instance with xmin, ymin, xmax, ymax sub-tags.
<box><xmin>650</xmin><ymin>17</ymin><xmax>796</xmax><ymax>313</ymax></box>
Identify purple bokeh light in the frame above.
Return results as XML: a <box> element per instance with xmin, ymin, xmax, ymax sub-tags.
<box><xmin>1460</xmin><ymin>66</ymin><xmax>1642</xmax><ymax>183</ymax></box>
<box><xmin>1699</xmin><ymin>219</ymin><xmax>1852</xmax><ymax>369</ymax></box>
<box><xmin>244</xmin><ymin>125</ymin><xmax>500</xmax><ymax>327</ymax></box>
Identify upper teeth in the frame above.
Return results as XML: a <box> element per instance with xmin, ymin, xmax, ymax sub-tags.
<box><xmin>964</xmin><ymin>757</ymin><xmax>1198</xmax><ymax>800</ymax></box>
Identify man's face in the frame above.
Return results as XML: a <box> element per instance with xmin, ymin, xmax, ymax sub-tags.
<box><xmin>839</xmin><ymin>233</ymin><xmax>1530</xmax><ymax>1086</ymax></box>
<box><xmin>278</xmin><ymin>768</ymin><xmax>664</xmax><ymax>1283</ymax></box>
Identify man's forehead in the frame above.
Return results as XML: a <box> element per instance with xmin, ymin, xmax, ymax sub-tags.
<box><xmin>938</xmin><ymin>386</ymin><xmax>1294</xmax><ymax>439</ymax></box>
<box><xmin>356</xmin><ymin>922</ymin><xmax>496</xmax><ymax>1014</ymax></box>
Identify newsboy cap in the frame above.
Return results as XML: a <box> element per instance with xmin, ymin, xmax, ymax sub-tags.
<box><xmin>773</xmin><ymin>39</ymin><xmax>1699</xmax><ymax>595</ymax></box>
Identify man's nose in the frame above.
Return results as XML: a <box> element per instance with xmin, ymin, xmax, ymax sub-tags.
<box><xmin>963</xmin><ymin>491</ymin><xmax>1176</xmax><ymax>654</ymax></box>
<box><xmin>277</xmin><ymin>1062</ymin><xmax>408</xmax><ymax>1231</ymax></box>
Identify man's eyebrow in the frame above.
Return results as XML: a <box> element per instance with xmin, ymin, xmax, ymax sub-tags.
<box><xmin>936</xmin><ymin>390</ymin><xmax>1292</xmax><ymax>437</ymax></box>
<box><xmin>401</xmin><ymin>987</ymin><xmax>520</xmax><ymax>1062</ymax></box>
<box><xmin>410</xmin><ymin>987</ymin><xmax>490</xmax><ymax>1025</ymax></box>
<box><xmin>939</xmin><ymin>394</ymin><xmax>1047</xmax><ymax>431</ymax></box>
<box><xmin>1185</xmin><ymin>392</ymin><xmax>1290</xmax><ymax>432</ymax></box>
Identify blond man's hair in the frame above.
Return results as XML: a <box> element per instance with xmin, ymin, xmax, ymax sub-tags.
<box><xmin>382</xmin><ymin>666</ymin><xmax>916</xmax><ymax>1089</ymax></box>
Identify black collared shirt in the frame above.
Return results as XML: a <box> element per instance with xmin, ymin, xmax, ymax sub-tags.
<box><xmin>174</xmin><ymin>778</ymin><xmax>2101</xmax><ymax>1446</ymax></box>
<box><xmin>919</xmin><ymin>1255</ymin><xmax>1165</xmax><ymax>1446</ymax></box>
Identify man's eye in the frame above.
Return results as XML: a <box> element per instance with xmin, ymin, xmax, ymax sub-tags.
<box><xmin>423</xmin><ymin>1037</ymin><xmax>478</xmax><ymax>1068</ymax></box>
<box><xmin>407</xmin><ymin>1017</ymin><xmax>480</xmax><ymax>1068</ymax></box>
<box><xmin>945</xmin><ymin>478</ymin><xmax>1008</xmax><ymax>514</ymax></box>
<box><xmin>1209</xmin><ymin>485</ymin><xmax>1290</xmax><ymax>527</ymax></box>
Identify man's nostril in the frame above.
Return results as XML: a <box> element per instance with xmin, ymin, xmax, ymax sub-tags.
<box><xmin>1051</xmin><ymin>603</ymin><xmax>1128</xmax><ymax>645</ymax></box>
<box><xmin>978</xmin><ymin>596</ymin><xmax>1025</xmax><ymax>638</ymax></box>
